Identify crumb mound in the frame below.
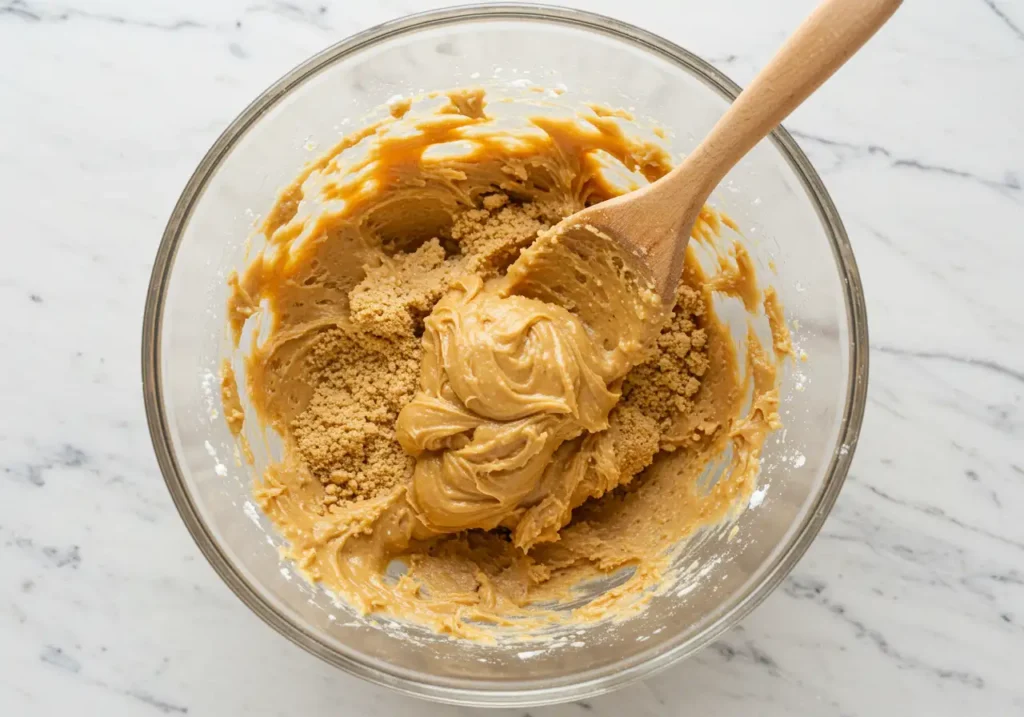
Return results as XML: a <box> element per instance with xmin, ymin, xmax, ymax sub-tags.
<box><xmin>622</xmin><ymin>284</ymin><xmax>709</xmax><ymax>434</ymax></box>
<box><xmin>291</xmin><ymin>328</ymin><xmax>420</xmax><ymax>507</ymax></box>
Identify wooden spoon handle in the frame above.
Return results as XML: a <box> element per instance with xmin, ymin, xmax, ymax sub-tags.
<box><xmin>677</xmin><ymin>0</ymin><xmax>902</xmax><ymax>197</ymax></box>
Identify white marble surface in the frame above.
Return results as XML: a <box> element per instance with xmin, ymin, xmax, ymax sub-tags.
<box><xmin>2</xmin><ymin>0</ymin><xmax>1022</xmax><ymax>714</ymax></box>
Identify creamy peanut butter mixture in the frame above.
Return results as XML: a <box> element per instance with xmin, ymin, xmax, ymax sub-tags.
<box><xmin>223</xmin><ymin>89</ymin><xmax>787</xmax><ymax>638</ymax></box>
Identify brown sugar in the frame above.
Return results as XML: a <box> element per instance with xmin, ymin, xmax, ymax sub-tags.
<box><xmin>451</xmin><ymin>194</ymin><xmax>560</xmax><ymax>275</ymax></box>
<box><xmin>622</xmin><ymin>284</ymin><xmax>709</xmax><ymax>432</ymax></box>
<box><xmin>290</xmin><ymin>328</ymin><xmax>420</xmax><ymax>507</ymax></box>
<box><xmin>349</xmin><ymin>238</ymin><xmax>462</xmax><ymax>336</ymax></box>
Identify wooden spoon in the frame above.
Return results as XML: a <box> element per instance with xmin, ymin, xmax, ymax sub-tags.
<box><xmin>564</xmin><ymin>0</ymin><xmax>902</xmax><ymax>301</ymax></box>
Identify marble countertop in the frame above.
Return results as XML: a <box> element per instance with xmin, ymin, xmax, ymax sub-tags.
<box><xmin>2</xmin><ymin>0</ymin><xmax>1022</xmax><ymax>714</ymax></box>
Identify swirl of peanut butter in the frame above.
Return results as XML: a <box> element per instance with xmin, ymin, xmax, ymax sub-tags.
<box><xmin>396</xmin><ymin>223</ymin><xmax>665</xmax><ymax>547</ymax></box>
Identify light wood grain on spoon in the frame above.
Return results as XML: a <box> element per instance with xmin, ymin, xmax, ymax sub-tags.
<box><xmin>562</xmin><ymin>0</ymin><xmax>902</xmax><ymax>301</ymax></box>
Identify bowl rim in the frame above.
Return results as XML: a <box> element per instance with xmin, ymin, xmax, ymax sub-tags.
<box><xmin>141</xmin><ymin>2</ymin><xmax>869</xmax><ymax>707</ymax></box>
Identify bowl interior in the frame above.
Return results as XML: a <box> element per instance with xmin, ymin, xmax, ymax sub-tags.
<box><xmin>146</xmin><ymin>7</ymin><xmax>862</xmax><ymax>705</ymax></box>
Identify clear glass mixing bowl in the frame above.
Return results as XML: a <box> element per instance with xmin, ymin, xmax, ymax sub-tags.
<box><xmin>142</xmin><ymin>4</ymin><xmax>867</xmax><ymax>707</ymax></box>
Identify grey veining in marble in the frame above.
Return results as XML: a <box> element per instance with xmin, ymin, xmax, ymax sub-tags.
<box><xmin>1</xmin><ymin>0</ymin><xmax>1021</xmax><ymax>714</ymax></box>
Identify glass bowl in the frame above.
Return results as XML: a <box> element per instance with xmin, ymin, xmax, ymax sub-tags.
<box><xmin>142</xmin><ymin>3</ymin><xmax>867</xmax><ymax>707</ymax></box>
